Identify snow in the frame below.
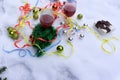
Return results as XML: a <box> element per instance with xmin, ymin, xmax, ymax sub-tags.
<box><xmin>0</xmin><ymin>0</ymin><xmax>120</xmax><ymax>80</ymax></box>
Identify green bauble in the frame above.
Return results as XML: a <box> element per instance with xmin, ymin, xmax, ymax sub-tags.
<box><xmin>57</xmin><ymin>45</ymin><xmax>64</xmax><ymax>53</ymax></box>
<box><xmin>12</xmin><ymin>33</ymin><xmax>19</xmax><ymax>39</ymax></box>
<box><xmin>7</xmin><ymin>27</ymin><xmax>14</xmax><ymax>32</ymax></box>
<box><xmin>7</xmin><ymin>27</ymin><xmax>19</xmax><ymax>40</ymax></box>
<box><xmin>32</xmin><ymin>23</ymin><xmax>57</xmax><ymax>57</ymax></box>
<box><xmin>77</xmin><ymin>14</ymin><xmax>83</xmax><ymax>20</ymax></box>
<box><xmin>33</xmin><ymin>14</ymin><xmax>39</xmax><ymax>20</ymax></box>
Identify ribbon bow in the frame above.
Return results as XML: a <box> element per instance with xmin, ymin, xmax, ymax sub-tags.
<box><xmin>19</xmin><ymin>3</ymin><xmax>31</xmax><ymax>15</ymax></box>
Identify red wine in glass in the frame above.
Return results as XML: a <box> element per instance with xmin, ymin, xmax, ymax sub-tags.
<box><xmin>40</xmin><ymin>14</ymin><xmax>54</xmax><ymax>28</ymax></box>
<box><xmin>63</xmin><ymin>4</ymin><xmax>76</xmax><ymax>17</ymax></box>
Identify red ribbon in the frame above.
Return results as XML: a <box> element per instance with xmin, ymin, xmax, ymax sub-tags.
<box><xmin>14</xmin><ymin>40</ymin><xmax>32</xmax><ymax>48</ymax></box>
<box><xmin>19</xmin><ymin>3</ymin><xmax>31</xmax><ymax>15</ymax></box>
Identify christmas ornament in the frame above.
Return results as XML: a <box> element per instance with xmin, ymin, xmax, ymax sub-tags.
<box><xmin>52</xmin><ymin>3</ymin><xmax>58</xmax><ymax>11</ymax></box>
<box><xmin>57</xmin><ymin>45</ymin><xmax>64</xmax><ymax>53</ymax></box>
<box><xmin>33</xmin><ymin>7</ymin><xmax>41</xmax><ymax>20</ymax></box>
<box><xmin>63</xmin><ymin>30</ymin><xmax>67</xmax><ymax>34</ymax></box>
<box><xmin>73</xmin><ymin>26</ymin><xmax>77</xmax><ymax>30</ymax></box>
<box><xmin>79</xmin><ymin>34</ymin><xmax>84</xmax><ymax>39</ymax></box>
<box><xmin>60</xmin><ymin>21</ymin><xmax>65</xmax><ymax>25</ymax></box>
<box><xmin>68</xmin><ymin>37</ymin><xmax>73</xmax><ymax>41</ymax></box>
<box><xmin>7</xmin><ymin>27</ymin><xmax>19</xmax><ymax>39</ymax></box>
<box><xmin>77</xmin><ymin>13</ymin><xmax>83</xmax><ymax>20</ymax></box>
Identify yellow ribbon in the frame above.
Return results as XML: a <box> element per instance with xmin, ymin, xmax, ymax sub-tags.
<box><xmin>16</xmin><ymin>15</ymin><xmax>32</xmax><ymax>44</ymax></box>
<box><xmin>17</xmin><ymin>15</ymin><xmax>31</xmax><ymax>30</ymax></box>
<box><xmin>83</xmin><ymin>25</ymin><xmax>102</xmax><ymax>41</ymax></box>
<box><xmin>67</xmin><ymin>40</ymin><xmax>74</xmax><ymax>53</ymax></box>
<box><xmin>101</xmin><ymin>36</ymin><xmax>118</xmax><ymax>54</ymax></box>
<box><xmin>20</xmin><ymin>31</ymin><xmax>29</xmax><ymax>44</ymax></box>
<box><xmin>63</xmin><ymin>17</ymin><xmax>76</xmax><ymax>37</ymax></box>
<box><xmin>50</xmin><ymin>52</ymin><xmax>68</xmax><ymax>58</ymax></box>
<box><xmin>34</xmin><ymin>44</ymin><xmax>46</xmax><ymax>55</ymax></box>
<box><xmin>82</xmin><ymin>25</ymin><xmax>118</xmax><ymax>54</ymax></box>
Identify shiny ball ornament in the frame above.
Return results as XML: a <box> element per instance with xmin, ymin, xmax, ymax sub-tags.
<box><xmin>7</xmin><ymin>27</ymin><xmax>19</xmax><ymax>40</ymax></box>
<box><xmin>60</xmin><ymin>21</ymin><xmax>65</xmax><ymax>25</ymax></box>
<box><xmin>33</xmin><ymin>7</ymin><xmax>41</xmax><ymax>14</ymax></box>
<box><xmin>7</xmin><ymin>27</ymin><xmax>13</xmax><ymax>32</ymax></box>
<box><xmin>73</xmin><ymin>26</ymin><xmax>77</xmax><ymax>30</ymax></box>
<box><xmin>33</xmin><ymin>8</ymin><xmax>40</xmax><ymax>20</ymax></box>
<box><xmin>63</xmin><ymin>1</ymin><xmax>66</xmax><ymax>5</ymax></box>
<box><xmin>52</xmin><ymin>4</ymin><xmax>58</xmax><ymax>11</ymax></box>
<box><xmin>68</xmin><ymin>37</ymin><xmax>73</xmax><ymax>41</ymax></box>
<box><xmin>9</xmin><ymin>32</ymin><xmax>19</xmax><ymax>39</ymax></box>
<box><xmin>57</xmin><ymin>45</ymin><xmax>64</xmax><ymax>53</ymax></box>
<box><xmin>70</xmin><ymin>30</ymin><xmax>75</xmax><ymax>35</ymax></box>
<box><xmin>63</xmin><ymin>30</ymin><xmax>67</xmax><ymax>34</ymax></box>
<box><xmin>10</xmin><ymin>31</ymin><xmax>14</xmax><ymax>35</ymax></box>
<box><xmin>79</xmin><ymin>34</ymin><xmax>84</xmax><ymax>39</ymax></box>
<box><xmin>77</xmin><ymin>14</ymin><xmax>83</xmax><ymax>20</ymax></box>
<box><xmin>33</xmin><ymin>14</ymin><xmax>39</xmax><ymax>20</ymax></box>
<box><xmin>11</xmin><ymin>33</ymin><xmax>19</xmax><ymax>39</ymax></box>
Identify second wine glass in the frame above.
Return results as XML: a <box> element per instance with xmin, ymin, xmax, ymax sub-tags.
<box><xmin>63</xmin><ymin>0</ymin><xmax>77</xmax><ymax>17</ymax></box>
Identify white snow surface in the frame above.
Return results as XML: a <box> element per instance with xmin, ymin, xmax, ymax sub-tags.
<box><xmin>0</xmin><ymin>0</ymin><xmax>120</xmax><ymax>80</ymax></box>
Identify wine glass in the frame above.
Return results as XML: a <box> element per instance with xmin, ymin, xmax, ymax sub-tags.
<box><xmin>40</xmin><ymin>9</ymin><xmax>54</xmax><ymax>28</ymax></box>
<box><xmin>63</xmin><ymin>0</ymin><xmax>77</xmax><ymax>17</ymax></box>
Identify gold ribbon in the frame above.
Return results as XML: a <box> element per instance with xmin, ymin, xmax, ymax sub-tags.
<box><xmin>20</xmin><ymin>31</ymin><xmax>29</xmax><ymax>44</ymax></box>
<box><xmin>34</xmin><ymin>44</ymin><xmax>46</xmax><ymax>55</ymax></box>
<box><xmin>101</xmin><ymin>36</ymin><xmax>118</xmax><ymax>54</ymax></box>
<box><xmin>82</xmin><ymin>25</ymin><xmax>119</xmax><ymax>54</ymax></box>
<box><xmin>16</xmin><ymin>15</ymin><xmax>32</xmax><ymax>44</ymax></box>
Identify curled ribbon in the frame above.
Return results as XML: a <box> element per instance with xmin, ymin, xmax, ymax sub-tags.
<box><xmin>101</xmin><ymin>36</ymin><xmax>119</xmax><ymax>54</ymax></box>
<box><xmin>52</xmin><ymin>1</ymin><xmax>64</xmax><ymax>11</ymax></box>
<box><xmin>14</xmin><ymin>40</ymin><xmax>32</xmax><ymax>48</ymax></box>
<box><xmin>15</xmin><ymin>16</ymin><xmax>33</xmax><ymax>30</ymax></box>
<box><xmin>66</xmin><ymin>18</ymin><xmax>74</xmax><ymax>36</ymax></box>
<box><xmin>3</xmin><ymin>47</ymin><xmax>36</xmax><ymax>57</ymax></box>
<box><xmin>20</xmin><ymin>31</ymin><xmax>29</xmax><ymax>43</ymax></box>
<box><xmin>19</xmin><ymin>3</ymin><xmax>31</xmax><ymax>15</ymax></box>
<box><xmin>34</xmin><ymin>43</ymin><xmax>46</xmax><ymax>57</ymax></box>
<box><xmin>81</xmin><ymin>25</ymin><xmax>119</xmax><ymax>54</ymax></box>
